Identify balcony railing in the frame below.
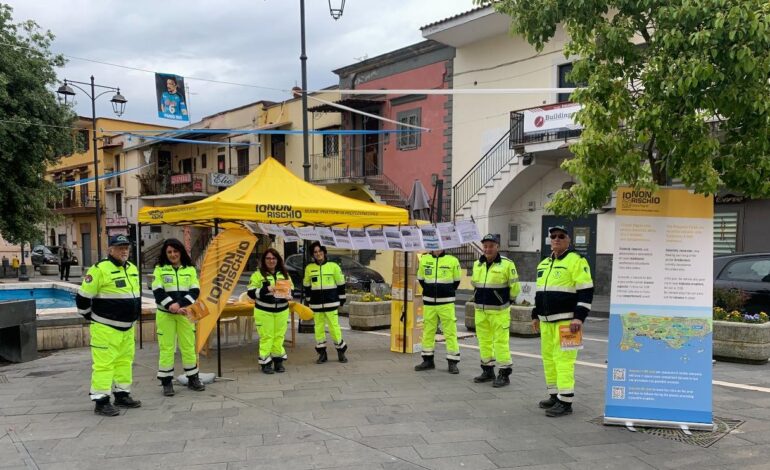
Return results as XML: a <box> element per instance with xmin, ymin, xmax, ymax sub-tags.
<box><xmin>52</xmin><ymin>190</ymin><xmax>97</xmax><ymax>210</ymax></box>
<box><xmin>309</xmin><ymin>151</ymin><xmax>381</xmax><ymax>182</ymax></box>
<box><xmin>138</xmin><ymin>172</ymin><xmax>207</xmax><ymax>196</ymax></box>
<box><xmin>508</xmin><ymin>106</ymin><xmax>583</xmax><ymax>148</ymax></box>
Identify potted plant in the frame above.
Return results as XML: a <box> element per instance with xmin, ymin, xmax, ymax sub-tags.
<box><xmin>713</xmin><ymin>288</ymin><xmax>770</xmax><ymax>364</ymax></box>
<box><xmin>349</xmin><ymin>292</ymin><xmax>392</xmax><ymax>330</ymax></box>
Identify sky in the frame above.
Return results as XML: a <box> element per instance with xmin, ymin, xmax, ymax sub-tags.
<box><xmin>7</xmin><ymin>0</ymin><xmax>476</xmax><ymax>127</ymax></box>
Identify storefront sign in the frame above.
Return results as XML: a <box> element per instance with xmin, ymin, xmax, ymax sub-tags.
<box><xmin>604</xmin><ymin>188</ymin><xmax>714</xmax><ymax>430</ymax></box>
<box><xmin>210</xmin><ymin>172</ymin><xmax>236</xmax><ymax>187</ymax></box>
<box><xmin>171</xmin><ymin>173</ymin><xmax>192</xmax><ymax>185</ymax></box>
<box><xmin>522</xmin><ymin>102</ymin><xmax>582</xmax><ymax>135</ymax></box>
<box><xmin>106</xmin><ymin>216</ymin><xmax>128</xmax><ymax>227</ymax></box>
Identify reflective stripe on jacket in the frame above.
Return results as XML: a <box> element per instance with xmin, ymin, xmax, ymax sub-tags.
<box><xmin>247</xmin><ymin>270</ymin><xmax>293</xmax><ymax>313</ymax></box>
<box><xmin>151</xmin><ymin>264</ymin><xmax>200</xmax><ymax>313</ymax></box>
<box><xmin>76</xmin><ymin>256</ymin><xmax>140</xmax><ymax>331</ymax></box>
<box><xmin>417</xmin><ymin>253</ymin><xmax>461</xmax><ymax>305</ymax></box>
<box><xmin>303</xmin><ymin>261</ymin><xmax>345</xmax><ymax>312</ymax></box>
<box><xmin>471</xmin><ymin>254</ymin><xmax>521</xmax><ymax>311</ymax></box>
<box><xmin>532</xmin><ymin>249</ymin><xmax>594</xmax><ymax>322</ymax></box>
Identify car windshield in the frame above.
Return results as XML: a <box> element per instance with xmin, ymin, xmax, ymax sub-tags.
<box><xmin>329</xmin><ymin>256</ymin><xmax>360</xmax><ymax>269</ymax></box>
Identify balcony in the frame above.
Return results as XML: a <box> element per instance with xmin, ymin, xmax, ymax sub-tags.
<box><xmin>52</xmin><ymin>190</ymin><xmax>98</xmax><ymax>214</ymax></box>
<box><xmin>104</xmin><ymin>175</ymin><xmax>123</xmax><ymax>191</ymax></box>
<box><xmin>309</xmin><ymin>152</ymin><xmax>381</xmax><ymax>183</ymax></box>
<box><xmin>509</xmin><ymin>102</ymin><xmax>583</xmax><ymax>149</ymax></box>
<box><xmin>138</xmin><ymin>172</ymin><xmax>209</xmax><ymax>199</ymax></box>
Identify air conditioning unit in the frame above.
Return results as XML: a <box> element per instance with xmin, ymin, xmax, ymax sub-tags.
<box><xmin>527</xmin><ymin>201</ymin><xmax>536</xmax><ymax>211</ymax></box>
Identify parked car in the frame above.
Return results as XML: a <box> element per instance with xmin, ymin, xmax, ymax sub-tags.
<box><xmin>714</xmin><ymin>253</ymin><xmax>770</xmax><ymax>314</ymax></box>
<box><xmin>284</xmin><ymin>253</ymin><xmax>386</xmax><ymax>292</ymax></box>
<box><xmin>31</xmin><ymin>245</ymin><xmax>60</xmax><ymax>268</ymax></box>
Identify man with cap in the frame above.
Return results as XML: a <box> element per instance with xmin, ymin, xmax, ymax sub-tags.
<box><xmin>471</xmin><ymin>233</ymin><xmax>520</xmax><ymax>387</ymax></box>
<box><xmin>76</xmin><ymin>234</ymin><xmax>142</xmax><ymax>416</ymax></box>
<box><xmin>532</xmin><ymin>225</ymin><xmax>594</xmax><ymax>417</ymax></box>
<box><xmin>415</xmin><ymin>249</ymin><xmax>462</xmax><ymax>374</ymax></box>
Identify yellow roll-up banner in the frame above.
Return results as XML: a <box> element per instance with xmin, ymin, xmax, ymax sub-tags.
<box><xmin>189</xmin><ymin>228</ymin><xmax>258</xmax><ymax>353</ymax></box>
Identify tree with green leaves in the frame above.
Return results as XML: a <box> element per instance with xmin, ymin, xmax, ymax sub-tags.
<box><xmin>0</xmin><ymin>3</ymin><xmax>73</xmax><ymax>244</ymax></box>
<box><xmin>480</xmin><ymin>0</ymin><xmax>770</xmax><ymax>216</ymax></box>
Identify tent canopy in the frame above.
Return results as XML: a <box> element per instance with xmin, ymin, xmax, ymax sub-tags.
<box><xmin>138</xmin><ymin>157</ymin><xmax>409</xmax><ymax>227</ymax></box>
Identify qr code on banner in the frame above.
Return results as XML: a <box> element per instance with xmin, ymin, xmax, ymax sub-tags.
<box><xmin>612</xmin><ymin>368</ymin><xmax>626</xmax><ymax>382</ymax></box>
<box><xmin>612</xmin><ymin>386</ymin><xmax>626</xmax><ymax>400</ymax></box>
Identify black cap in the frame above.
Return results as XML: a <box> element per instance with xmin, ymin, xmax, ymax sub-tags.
<box><xmin>108</xmin><ymin>235</ymin><xmax>131</xmax><ymax>246</ymax></box>
<box><xmin>480</xmin><ymin>233</ymin><xmax>500</xmax><ymax>244</ymax></box>
<box><xmin>548</xmin><ymin>225</ymin><xmax>569</xmax><ymax>235</ymax></box>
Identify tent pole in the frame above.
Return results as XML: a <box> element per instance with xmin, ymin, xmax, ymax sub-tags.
<box><xmin>403</xmin><ymin>250</ymin><xmax>408</xmax><ymax>353</ymax></box>
<box><xmin>214</xmin><ymin>219</ymin><xmax>222</xmax><ymax>378</ymax></box>
<box><xmin>137</xmin><ymin>222</ymin><xmax>143</xmax><ymax>349</ymax></box>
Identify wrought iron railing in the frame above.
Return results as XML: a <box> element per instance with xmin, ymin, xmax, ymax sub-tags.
<box><xmin>452</xmin><ymin>128</ymin><xmax>517</xmax><ymax>214</ymax></box>
<box><xmin>508</xmin><ymin>110</ymin><xmax>582</xmax><ymax>147</ymax></box>
<box><xmin>138</xmin><ymin>172</ymin><xmax>208</xmax><ymax>196</ymax></box>
<box><xmin>446</xmin><ymin>242</ymin><xmax>483</xmax><ymax>270</ymax></box>
<box><xmin>52</xmin><ymin>190</ymin><xmax>97</xmax><ymax>210</ymax></box>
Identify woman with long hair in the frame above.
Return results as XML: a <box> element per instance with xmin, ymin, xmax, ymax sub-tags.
<box><xmin>151</xmin><ymin>238</ymin><xmax>205</xmax><ymax>395</ymax></box>
<box><xmin>247</xmin><ymin>248</ymin><xmax>293</xmax><ymax>374</ymax></box>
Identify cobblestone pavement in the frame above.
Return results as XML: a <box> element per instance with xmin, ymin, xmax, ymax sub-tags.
<box><xmin>2</xmin><ymin>314</ymin><xmax>770</xmax><ymax>469</ymax></box>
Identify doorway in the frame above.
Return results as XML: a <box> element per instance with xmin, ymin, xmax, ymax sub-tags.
<box><xmin>271</xmin><ymin>134</ymin><xmax>286</xmax><ymax>165</ymax></box>
<box><xmin>81</xmin><ymin>232</ymin><xmax>92</xmax><ymax>266</ymax></box>
<box><xmin>540</xmin><ymin>214</ymin><xmax>597</xmax><ymax>274</ymax></box>
<box><xmin>363</xmin><ymin>116</ymin><xmax>379</xmax><ymax>176</ymax></box>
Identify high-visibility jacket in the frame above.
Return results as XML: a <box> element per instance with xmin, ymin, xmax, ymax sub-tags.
<box><xmin>151</xmin><ymin>264</ymin><xmax>200</xmax><ymax>313</ymax></box>
<box><xmin>472</xmin><ymin>254</ymin><xmax>521</xmax><ymax>310</ymax></box>
<box><xmin>417</xmin><ymin>253</ymin><xmax>461</xmax><ymax>305</ymax></box>
<box><xmin>303</xmin><ymin>260</ymin><xmax>345</xmax><ymax>312</ymax></box>
<box><xmin>247</xmin><ymin>270</ymin><xmax>293</xmax><ymax>313</ymax></box>
<box><xmin>76</xmin><ymin>256</ymin><xmax>141</xmax><ymax>331</ymax></box>
<box><xmin>532</xmin><ymin>249</ymin><xmax>594</xmax><ymax>322</ymax></box>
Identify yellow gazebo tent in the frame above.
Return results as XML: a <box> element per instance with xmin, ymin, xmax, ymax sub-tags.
<box><xmin>138</xmin><ymin>157</ymin><xmax>408</xmax><ymax>227</ymax></box>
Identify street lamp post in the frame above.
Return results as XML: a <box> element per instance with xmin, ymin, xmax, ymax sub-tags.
<box><xmin>57</xmin><ymin>76</ymin><xmax>127</xmax><ymax>261</ymax></box>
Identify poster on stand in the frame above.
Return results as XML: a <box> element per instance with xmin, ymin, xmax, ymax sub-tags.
<box><xmin>349</xmin><ymin>229</ymin><xmax>371</xmax><ymax>250</ymax></box>
<box><xmin>384</xmin><ymin>227</ymin><xmax>405</xmax><ymax>250</ymax></box>
<box><xmin>604</xmin><ymin>187</ymin><xmax>714</xmax><ymax>430</ymax></box>
<box><xmin>456</xmin><ymin>220</ymin><xmax>481</xmax><ymax>244</ymax></box>
<box><xmin>436</xmin><ymin>222</ymin><xmax>462</xmax><ymax>248</ymax></box>
<box><xmin>332</xmin><ymin>228</ymin><xmax>353</xmax><ymax>249</ymax></box>
<box><xmin>400</xmin><ymin>226</ymin><xmax>423</xmax><ymax>251</ymax></box>
<box><xmin>366</xmin><ymin>228</ymin><xmax>389</xmax><ymax>250</ymax></box>
<box><xmin>316</xmin><ymin>227</ymin><xmax>337</xmax><ymax>247</ymax></box>
<box><xmin>419</xmin><ymin>225</ymin><xmax>441</xmax><ymax>250</ymax></box>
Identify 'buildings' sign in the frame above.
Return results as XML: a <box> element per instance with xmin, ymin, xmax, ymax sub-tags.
<box><xmin>522</xmin><ymin>102</ymin><xmax>582</xmax><ymax>136</ymax></box>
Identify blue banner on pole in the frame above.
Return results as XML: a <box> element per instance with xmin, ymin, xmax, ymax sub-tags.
<box><xmin>155</xmin><ymin>73</ymin><xmax>189</xmax><ymax>121</ymax></box>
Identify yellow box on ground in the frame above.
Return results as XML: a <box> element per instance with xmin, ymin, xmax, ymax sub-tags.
<box><xmin>390</xmin><ymin>297</ymin><xmax>424</xmax><ymax>353</ymax></box>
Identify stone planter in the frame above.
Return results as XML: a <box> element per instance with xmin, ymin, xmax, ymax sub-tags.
<box><xmin>713</xmin><ymin>320</ymin><xmax>770</xmax><ymax>364</ymax></box>
<box><xmin>349</xmin><ymin>301</ymin><xmax>391</xmax><ymax>331</ymax></box>
<box><xmin>510</xmin><ymin>305</ymin><xmax>538</xmax><ymax>338</ymax></box>
<box><xmin>339</xmin><ymin>293</ymin><xmax>363</xmax><ymax>317</ymax></box>
<box><xmin>464</xmin><ymin>302</ymin><xmax>538</xmax><ymax>337</ymax></box>
<box><xmin>40</xmin><ymin>264</ymin><xmax>58</xmax><ymax>275</ymax></box>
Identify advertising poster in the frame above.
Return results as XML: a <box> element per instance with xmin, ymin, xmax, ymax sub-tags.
<box><xmin>366</xmin><ymin>228</ymin><xmax>388</xmax><ymax>250</ymax></box>
<box><xmin>332</xmin><ymin>228</ymin><xmax>353</xmax><ymax>249</ymax></box>
<box><xmin>400</xmin><ymin>226</ymin><xmax>423</xmax><ymax>251</ymax></box>
<box><xmin>280</xmin><ymin>226</ymin><xmax>301</xmax><ymax>242</ymax></box>
<box><xmin>456</xmin><ymin>220</ymin><xmax>481</xmax><ymax>244</ymax></box>
<box><xmin>349</xmin><ymin>229</ymin><xmax>371</xmax><ymax>250</ymax></box>
<box><xmin>436</xmin><ymin>222</ymin><xmax>462</xmax><ymax>248</ymax></box>
<box><xmin>296</xmin><ymin>226</ymin><xmax>319</xmax><ymax>241</ymax></box>
<box><xmin>316</xmin><ymin>227</ymin><xmax>337</xmax><ymax>247</ymax></box>
<box><xmin>384</xmin><ymin>227</ymin><xmax>404</xmax><ymax>250</ymax></box>
<box><xmin>419</xmin><ymin>225</ymin><xmax>441</xmax><ymax>250</ymax></box>
<box><xmin>155</xmin><ymin>73</ymin><xmax>189</xmax><ymax>121</ymax></box>
<box><xmin>604</xmin><ymin>188</ymin><xmax>714</xmax><ymax>429</ymax></box>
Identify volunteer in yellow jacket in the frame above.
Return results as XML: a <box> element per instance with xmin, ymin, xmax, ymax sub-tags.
<box><xmin>152</xmin><ymin>239</ymin><xmax>204</xmax><ymax>396</ymax></box>
<box><xmin>304</xmin><ymin>241</ymin><xmax>347</xmax><ymax>364</ymax></box>
<box><xmin>532</xmin><ymin>225</ymin><xmax>594</xmax><ymax>417</ymax></box>
<box><xmin>415</xmin><ymin>250</ymin><xmax>462</xmax><ymax>374</ymax></box>
<box><xmin>75</xmin><ymin>235</ymin><xmax>141</xmax><ymax>417</ymax></box>
<box><xmin>472</xmin><ymin>233</ymin><xmax>521</xmax><ymax>388</ymax></box>
<box><xmin>247</xmin><ymin>248</ymin><xmax>293</xmax><ymax>374</ymax></box>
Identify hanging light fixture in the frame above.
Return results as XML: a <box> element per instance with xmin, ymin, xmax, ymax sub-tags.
<box><xmin>328</xmin><ymin>0</ymin><xmax>346</xmax><ymax>20</ymax></box>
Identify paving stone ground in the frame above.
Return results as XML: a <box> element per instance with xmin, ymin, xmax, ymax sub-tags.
<box><xmin>2</xmin><ymin>314</ymin><xmax>770</xmax><ymax>470</ymax></box>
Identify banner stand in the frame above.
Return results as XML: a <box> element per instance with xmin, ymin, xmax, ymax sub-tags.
<box><xmin>603</xmin><ymin>416</ymin><xmax>716</xmax><ymax>432</ymax></box>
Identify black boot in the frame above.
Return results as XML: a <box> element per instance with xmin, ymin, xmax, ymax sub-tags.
<box><xmin>113</xmin><ymin>392</ymin><xmax>142</xmax><ymax>408</ymax></box>
<box><xmin>414</xmin><ymin>355</ymin><xmax>435</xmax><ymax>371</ymax></box>
<box><xmin>447</xmin><ymin>359</ymin><xmax>459</xmax><ymax>375</ymax></box>
<box><xmin>261</xmin><ymin>362</ymin><xmax>274</xmax><ymax>374</ymax></box>
<box><xmin>493</xmin><ymin>368</ymin><xmax>512</xmax><ymax>388</ymax></box>
<box><xmin>93</xmin><ymin>397</ymin><xmax>120</xmax><ymax>416</ymax></box>
<box><xmin>315</xmin><ymin>347</ymin><xmax>328</xmax><ymax>364</ymax></box>
<box><xmin>539</xmin><ymin>394</ymin><xmax>558</xmax><ymax>409</ymax></box>
<box><xmin>336</xmin><ymin>343</ymin><xmax>348</xmax><ymax>363</ymax></box>
<box><xmin>546</xmin><ymin>399</ymin><xmax>573</xmax><ymax>417</ymax></box>
<box><xmin>160</xmin><ymin>377</ymin><xmax>175</xmax><ymax>397</ymax></box>
<box><xmin>473</xmin><ymin>365</ymin><xmax>496</xmax><ymax>383</ymax></box>
<box><xmin>187</xmin><ymin>373</ymin><xmax>206</xmax><ymax>391</ymax></box>
<box><xmin>273</xmin><ymin>357</ymin><xmax>285</xmax><ymax>373</ymax></box>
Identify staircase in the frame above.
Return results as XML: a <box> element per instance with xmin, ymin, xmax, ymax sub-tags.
<box><xmin>446</xmin><ymin>242</ymin><xmax>484</xmax><ymax>272</ymax></box>
<box><xmin>140</xmin><ymin>240</ymin><xmax>165</xmax><ymax>271</ymax></box>
<box><xmin>365</xmin><ymin>174</ymin><xmax>408</xmax><ymax>208</ymax></box>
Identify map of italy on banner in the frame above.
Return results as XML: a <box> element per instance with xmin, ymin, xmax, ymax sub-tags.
<box><xmin>604</xmin><ymin>187</ymin><xmax>714</xmax><ymax>429</ymax></box>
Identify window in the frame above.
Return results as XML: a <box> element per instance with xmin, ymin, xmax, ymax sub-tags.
<box><xmin>557</xmin><ymin>62</ymin><xmax>583</xmax><ymax>103</ymax></box>
<box><xmin>720</xmin><ymin>258</ymin><xmax>770</xmax><ymax>283</ymax></box>
<box><xmin>201</xmin><ymin>153</ymin><xmax>207</xmax><ymax>169</ymax></box>
<box><xmin>76</xmin><ymin>129</ymin><xmax>90</xmax><ymax>153</ymax></box>
<box><xmin>115</xmin><ymin>193</ymin><xmax>122</xmax><ymax>216</ymax></box>
<box><xmin>217</xmin><ymin>154</ymin><xmax>226</xmax><ymax>172</ymax></box>
<box><xmin>323</xmin><ymin>130</ymin><xmax>339</xmax><ymax>157</ymax></box>
<box><xmin>714</xmin><ymin>212</ymin><xmax>738</xmax><ymax>255</ymax></box>
<box><xmin>508</xmin><ymin>224</ymin><xmax>520</xmax><ymax>248</ymax></box>
<box><xmin>397</xmin><ymin>108</ymin><xmax>421</xmax><ymax>150</ymax></box>
<box><xmin>237</xmin><ymin>148</ymin><xmax>249</xmax><ymax>176</ymax></box>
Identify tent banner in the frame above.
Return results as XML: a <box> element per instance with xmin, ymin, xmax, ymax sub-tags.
<box><xmin>604</xmin><ymin>187</ymin><xmax>714</xmax><ymax>429</ymax></box>
<box><xmin>191</xmin><ymin>228</ymin><xmax>258</xmax><ymax>353</ymax></box>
